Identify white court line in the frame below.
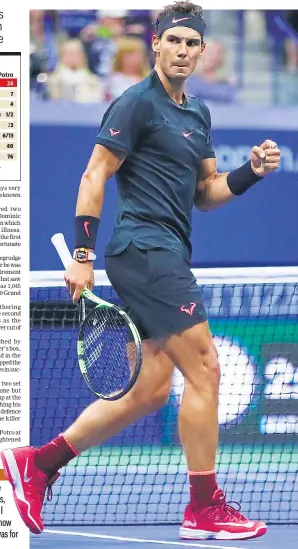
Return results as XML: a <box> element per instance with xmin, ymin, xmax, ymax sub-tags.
<box><xmin>43</xmin><ymin>529</ymin><xmax>249</xmax><ymax>549</ymax></box>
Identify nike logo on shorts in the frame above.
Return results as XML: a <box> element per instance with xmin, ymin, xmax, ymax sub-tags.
<box><xmin>183</xmin><ymin>131</ymin><xmax>193</xmax><ymax>137</ymax></box>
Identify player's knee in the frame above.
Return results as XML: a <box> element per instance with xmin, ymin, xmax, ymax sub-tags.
<box><xmin>187</xmin><ymin>338</ymin><xmax>220</xmax><ymax>395</ymax></box>
<box><xmin>208</xmin><ymin>359</ymin><xmax>220</xmax><ymax>404</ymax></box>
<box><xmin>205</xmin><ymin>343</ymin><xmax>220</xmax><ymax>385</ymax></box>
<box><xmin>198</xmin><ymin>344</ymin><xmax>220</xmax><ymax>396</ymax></box>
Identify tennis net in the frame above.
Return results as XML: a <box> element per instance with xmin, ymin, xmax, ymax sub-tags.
<box><xmin>30</xmin><ymin>267</ymin><xmax>298</xmax><ymax>525</ymax></box>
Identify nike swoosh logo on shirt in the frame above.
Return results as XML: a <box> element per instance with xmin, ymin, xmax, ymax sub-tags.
<box><xmin>24</xmin><ymin>458</ymin><xmax>32</xmax><ymax>483</ymax></box>
<box><xmin>183</xmin><ymin>132</ymin><xmax>193</xmax><ymax>137</ymax></box>
<box><xmin>172</xmin><ymin>17</ymin><xmax>190</xmax><ymax>23</ymax></box>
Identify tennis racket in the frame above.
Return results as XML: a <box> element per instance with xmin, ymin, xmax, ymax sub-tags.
<box><xmin>51</xmin><ymin>233</ymin><xmax>142</xmax><ymax>400</ymax></box>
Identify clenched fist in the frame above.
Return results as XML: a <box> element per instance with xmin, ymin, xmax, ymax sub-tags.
<box><xmin>251</xmin><ymin>139</ymin><xmax>281</xmax><ymax>177</ymax></box>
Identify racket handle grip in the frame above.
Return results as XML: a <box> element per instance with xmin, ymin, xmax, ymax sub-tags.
<box><xmin>51</xmin><ymin>233</ymin><xmax>73</xmax><ymax>269</ymax></box>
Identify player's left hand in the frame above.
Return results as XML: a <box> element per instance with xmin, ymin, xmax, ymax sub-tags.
<box><xmin>251</xmin><ymin>139</ymin><xmax>281</xmax><ymax>177</ymax></box>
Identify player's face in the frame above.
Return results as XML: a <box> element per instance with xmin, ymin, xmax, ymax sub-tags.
<box><xmin>153</xmin><ymin>27</ymin><xmax>205</xmax><ymax>80</ymax></box>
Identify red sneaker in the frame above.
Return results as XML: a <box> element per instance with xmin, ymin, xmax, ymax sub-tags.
<box><xmin>180</xmin><ymin>489</ymin><xmax>267</xmax><ymax>540</ymax></box>
<box><xmin>0</xmin><ymin>447</ymin><xmax>59</xmax><ymax>535</ymax></box>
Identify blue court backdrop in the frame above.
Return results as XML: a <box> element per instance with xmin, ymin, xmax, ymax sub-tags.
<box><xmin>30</xmin><ymin>101</ymin><xmax>298</xmax><ymax>270</ymax></box>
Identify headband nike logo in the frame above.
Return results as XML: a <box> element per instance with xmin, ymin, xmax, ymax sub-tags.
<box><xmin>172</xmin><ymin>17</ymin><xmax>190</xmax><ymax>23</ymax></box>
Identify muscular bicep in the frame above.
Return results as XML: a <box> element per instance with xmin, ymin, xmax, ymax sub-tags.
<box><xmin>195</xmin><ymin>156</ymin><xmax>234</xmax><ymax>211</ymax></box>
<box><xmin>195</xmin><ymin>157</ymin><xmax>218</xmax><ymax>206</ymax></box>
<box><xmin>76</xmin><ymin>144</ymin><xmax>125</xmax><ymax>217</ymax></box>
<box><xmin>84</xmin><ymin>143</ymin><xmax>125</xmax><ymax>181</ymax></box>
<box><xmin>200</xmin><ymin>157</ymin><xmax>218</xmax><ymax>182</ymax></box>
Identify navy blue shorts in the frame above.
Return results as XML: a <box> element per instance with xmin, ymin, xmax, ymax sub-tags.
<box><xmin>105</xmin><ymin>243</ymin><xmax>207</xmax><ymax>341</ymax></box>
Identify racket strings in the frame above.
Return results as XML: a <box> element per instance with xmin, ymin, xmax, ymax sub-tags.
<box><xmin>81</xmin><ymin>307</ymin><xmax>138</xmax><ymax>396</ymax></box>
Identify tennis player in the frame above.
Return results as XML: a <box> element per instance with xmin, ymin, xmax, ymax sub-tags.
<box><xmin>1</xmin><ymin>2</ymin><xmax>280</xmax><ymax>540</ymax></box>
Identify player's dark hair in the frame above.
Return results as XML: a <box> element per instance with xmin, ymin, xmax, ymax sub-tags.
<box><xmin>155</xmin><ymin>1</ymin><xmax>205</xmax><ymax>39</ymax></box>
<box><xmin>157</xmin><ymin>1</ymin><xmax>203</xmax><ymax>18</ymax></box>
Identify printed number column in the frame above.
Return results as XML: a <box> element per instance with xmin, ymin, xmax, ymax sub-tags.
<box><xmin>0</xmin><ymin>53</ymin><xmax>21</xmax><ymax>181</ymax></box>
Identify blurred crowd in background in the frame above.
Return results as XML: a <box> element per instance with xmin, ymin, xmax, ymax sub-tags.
<box><xmin>30</xmin><ymin>9</ymin><xmax>298</xmax><ymax>106</ymax></box>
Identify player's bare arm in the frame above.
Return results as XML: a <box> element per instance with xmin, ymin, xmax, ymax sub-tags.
<box><xmin>195</xmin><ymin>139</ymin><xmax>281</xmax><ymax>211</ymax></box>
<box><xmin>65</xmin><ymin>144</ymin><xmax>124</xmax><ymax>302</ymax></box>
<box><xmin>76</xmin><ymin>143</ymin><xmax>124</xmax><ymax>217</ymax></box>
